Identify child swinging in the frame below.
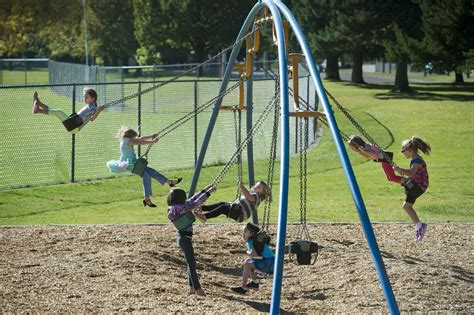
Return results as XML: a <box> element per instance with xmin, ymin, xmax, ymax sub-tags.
<box><xmin>32</xmin><ymin>89</ymin><xmax>105</xmax><ymax>133</ymax></box>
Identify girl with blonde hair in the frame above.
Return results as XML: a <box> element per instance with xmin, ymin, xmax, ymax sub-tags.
<box><xmin>107</xmin><ymin>126</ymin><xmax>182</xmax><ymax>207</ymax></box>
<box><xmin>393</xmin><ymin>136</ymin><xmax>432</xmax><ymax>241</ymax></box>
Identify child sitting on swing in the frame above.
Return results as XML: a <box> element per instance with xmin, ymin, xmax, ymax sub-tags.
<box><xmin>348</xmin><ymin>135</ymin><xmax>403</xmax><ymax>185</ymax></box>
<box><xmin>231</xmin><ymin>223</ymin><xmax>275</xmax><ymax>294</ymax></box>
<box><xmin>199</xmin><ymin>181</ymin><xmax>270</xmax><ymax>222</ymax></box>
<box><xmin>106</xmin><ymin>126</ymin><xmax>182</xmax><ymax>207</ymax></box>
<box><xmin>32</xmin><ymin>89</ymin><xmax>105</xmax><ymax>133</ymax></box>
<box><xmin>167</xmin><ymin>185</ymin><xmax>216</xmax><ymax>297</ymax></box>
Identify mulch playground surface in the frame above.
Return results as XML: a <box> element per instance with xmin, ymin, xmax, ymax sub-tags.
<box><xmin>1</xmin><ymin>223</ymin><xmax>472</xmax><ymax>313</ymax></box>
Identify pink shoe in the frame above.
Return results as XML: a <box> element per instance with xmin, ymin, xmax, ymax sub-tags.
<box><xmin>32</xmin><ymin>92</ymin><xmax>40</xmax><ymax>114</ymax></box>
<box><xmin>194</xmin><ymin>210</ymin><xmax>207</xmax><ymax>223</ymax></box>
<box><xmin>416</xmin><ymin>223</ymin><xmax>428</xmax><ymax>241</ymax></box>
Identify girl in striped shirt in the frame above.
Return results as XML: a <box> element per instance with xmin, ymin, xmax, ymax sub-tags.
<box><xmin>200</xmin><ymin>181</ymin><xmax>270</xmax><ymax>223</ymax></box>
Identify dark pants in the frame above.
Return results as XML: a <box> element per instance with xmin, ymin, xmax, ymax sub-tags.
<box><xmin>177</xmin><ymin>234</ymin><xmax>201</xmax><ymax>290</ymax></box>
<box><xmin>201</xmin><ymin>202</ymin><xmax>232</xmax><ymax>219</ymax></box>
<box><xmin>404</xmin><ymin>181</ymin><xmax>425</xmax><ymax>204</ymax></box>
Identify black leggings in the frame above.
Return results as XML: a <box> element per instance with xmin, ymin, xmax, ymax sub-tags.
<box><xmin>201</xmin><ymin>202</ymin><xmax>232</xmax><ymax>219</ymax></box>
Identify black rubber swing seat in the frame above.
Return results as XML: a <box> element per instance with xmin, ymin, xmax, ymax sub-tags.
<box><xmin>287</xmin><ymin>240</ymin><xmax>319</xmax><ymax>265</ymax></box>
<box><xmin>62</xmin><ymin>113</ymin><xmax>84</xmax><ymax>132</ymax></box>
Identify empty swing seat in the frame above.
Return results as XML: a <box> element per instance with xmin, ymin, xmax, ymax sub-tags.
<box><xmin>288</xmin><ymin>240</ymin><xmax>319</xmax><ymax>265</ymax></box>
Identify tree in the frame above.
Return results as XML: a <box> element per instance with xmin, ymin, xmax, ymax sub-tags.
<box><xmin>418</xmin><ymin>0</ymin><xmax>474</xmax><ymax>83</ymax></box>
<box><xmin>0</xmin><ymin>0</ymin><xmax>44</xmax><ymax>57</ymax></box>
<box><xmin>331</xmin><ymin>1</ymin><xmax>387</xmax><ymax>84</ymax></box>
<box><xmin>134</xmin><ymin>0</ymin><xmax>254</xmax><ymax>64</ymax></box>
<box><xmin>291</xmin><ymin>0</ymin><xmax>344</xmax><ymax>80</ymax></box>
<box><xmin>89</xmin><ymin>0</ymin><xmax>137</xmax><ymax>65</ymax></box>
<box><xmin>384</xmin><ymin>0</ymin><xmax>424</xmax><ymax>92</ymax></box>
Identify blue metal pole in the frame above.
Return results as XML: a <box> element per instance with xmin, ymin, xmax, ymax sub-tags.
<box><xmin>189</xmin><ymin>2</ymin><xmax>265</xmax><ymax>195</ymax></box>
<box><xmin>246</xmin><ymin>26</ymin><xmax>257</xmax><ymax>225</ymax></box>
<box><xmin>274</xmin><ymin>1</ymin><xmax>399</xmax><ymax>314</ymax></box>
<box><xmin>261</xmin><ymin>1</ymin><xmax>290</xmax><ymax>314</ymax></box>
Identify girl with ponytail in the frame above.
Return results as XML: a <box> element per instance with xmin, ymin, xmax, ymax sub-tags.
<box><xmin>393</xmin><ymin>136</ymin><xmax>431</xmax><ymax>241</ymax></box>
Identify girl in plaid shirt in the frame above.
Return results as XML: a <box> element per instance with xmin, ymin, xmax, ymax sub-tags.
<box><xmin>167</xmin><ymin>185</ymin><xmax>216</xmax><ymax>297</ymax></box>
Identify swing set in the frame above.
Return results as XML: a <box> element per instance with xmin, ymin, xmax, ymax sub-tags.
<box><xmin>184</xmin><ymin>1</ymin><xmax>400</xmax><ymax>313</ymax></box>
<box><xmin>51</xmin><ymin>1</ymin><xmax>401</xmax><ymax>312</ymax></box>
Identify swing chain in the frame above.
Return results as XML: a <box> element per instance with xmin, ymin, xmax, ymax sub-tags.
<box><xmin>141</xmin><ymin>80</ymin><xmax>241</xmax><ymax>158</ymax></box>
<box><xmin>234</xmin><ymin>108</ymin><xmax>243</xmax><ymax>199</ymax></box>
<box><xmin>297</xmin><ymin>116</ymin><xmax>309</xmax><ymax>229</ymax></box>
<box><xmin>212</xmin><ymin>88</ymin><xmax>280</xmax><ymax>187</ymax></box>
<box><xmin>324</xmin><ymin>90</ymin><xmax>396</xmax><ymax>166</ymax></box>
<box><xmin>101</xmin><ymin>26</ymin><xmax>262</xmax><ymax>110</ymax></box>
<box><xmin>262</xmin><ymin>94</ymin><xmax>280</xmax><ymax>232</ymax></box>
<box><xmin>303</xmin><ymin>117</ymin><xmax>308</xmax><ymax>225</ymax></box>
<box><xmin>298</xmin><ymin>117</ymin><xmax>304</xmax><ymax>226</ymax></box>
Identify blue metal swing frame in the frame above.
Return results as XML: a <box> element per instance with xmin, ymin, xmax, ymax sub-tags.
<box><xmin>189</xmin><ymin>1</ymin><xmax>400</xmax><ymax>313</ymax></box>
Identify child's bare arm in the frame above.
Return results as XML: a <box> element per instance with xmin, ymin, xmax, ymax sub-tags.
<box><xmin>239</xmin><ymin>182</ymin><xmax>256</xmax><ymax>203</ymax></box>
<box><xmin>247</xmin><ymin>248</ymin><xmax>260</xmax><ymax>257</ymax></box>
<box><xmin>129</xmin><ymin>137</ymin><xmax>158</xmax><ymax>145</ymax></box>
<box><xmin>140</xmin><ymin>133</ymin><xmax>158</xmax><ymax>140</ymax></box>
<box><xmin>394</xmin><ymin>164</ymin><xmax>420</xmax><ymax>178</ymax></box>
<box><xmin>90</xmin><ymin>106</ymin><xmax>105</xmax><ymax>121</ymax></box>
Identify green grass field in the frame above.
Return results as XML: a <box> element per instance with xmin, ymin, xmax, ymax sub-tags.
<box><xmin>0</xmin><ymin>72</ymin><xmax>472</xmax><ymax>225</ymax></box>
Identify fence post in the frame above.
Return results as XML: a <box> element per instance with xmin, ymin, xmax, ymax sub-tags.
<box><xmin>194</xmin><ymin>81</ymin><xmax>198</xmax><ymax>167</ymax></box>
<box><xmin>294</xmin><ymin>93</ymin><xmax>298</xmax><ymax>154</ymax></box>
<box><xmin>71</xmin><ymin>85</ymin><xmax>76</xmax><ymax>183</ymax></box>
<box><xmin>153</xmin><ymin>66</ymin><xmax>156</xmax><ymax>113</ymax></box>
<box><xmin>137</xmin><ymin>82</ymin><xmax>142</xmax><ymax>157</ymax></box>
<box><xmin>121</xmin><ymin>69</ymin><xmax>125</xmax><ymax>112</ymax></box>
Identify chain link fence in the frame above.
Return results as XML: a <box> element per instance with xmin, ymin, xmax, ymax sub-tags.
<box><xmin>0</xmin><ymin>58</ymin><xmax>49</xmax><ymax>85</ymax></box>
<box><xmin>0</xmin><ymin>73</ymin><xmax>319</xmax><ymax>191</ymax></box>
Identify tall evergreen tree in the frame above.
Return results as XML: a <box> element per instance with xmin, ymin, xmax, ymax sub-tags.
<box><xmin>291</xmin><ymin>0</ymin><xmax>344</xmax><ymax>80</ymax></box>
<box><xmin>418</xmin><ymin>0</ymin><xmax>474</xmax><ymax>83</ymax></box>
<box><xmin>384</xmin><ymin>0</ymin><xmax>424</xmax><ymax>92</ymax></box>
<box><xmin>331</xmin><ymin>1</ymin><xmax>387</xmax><ymax>84</ymax></box>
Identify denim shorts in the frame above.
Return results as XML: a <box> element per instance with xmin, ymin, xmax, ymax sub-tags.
<box><xmin>251</xmin><ymin>257</ymin><xmax>275</xmax><ymax>274</ymax></box>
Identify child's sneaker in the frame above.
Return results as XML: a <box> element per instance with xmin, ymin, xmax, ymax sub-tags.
<box><xmin>32</xmin><ymin>92</ymin><xmax>40</xmax><ymax>114</ymax></box>
<box><xmin>416</xmin><ymin>223</ymin><xmax>428</xmax><ymax>241</ymax></box>
<box><xmin>246</xmin><ymin>281</ymin><xmax>259</xmax><ymax>290</ymax></box>
<box><xmin>231</xmin><ymin>286</ymin><xmax>247</xmax><ymax>294</ymax></box>
<box><xmin>194</xmin><ymin>210</ymin><xmax>207</xmax><ymax>223</ymax></box>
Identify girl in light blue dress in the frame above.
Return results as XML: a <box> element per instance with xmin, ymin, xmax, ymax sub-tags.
<box><xmin>107</xmin><ymin>126</ymin><xmax>182</xmax><ymax>207</ymax></box>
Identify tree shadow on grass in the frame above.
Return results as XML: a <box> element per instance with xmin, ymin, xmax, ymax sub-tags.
<box><xmin>374</xmin><ymin>90</ymin><xmax>474</xmax><ymax>102</ymax></box>
<box><xmin>336</xmin><ymin>81</ymin><xmax>474</xmax><ymax>102</ymax></box>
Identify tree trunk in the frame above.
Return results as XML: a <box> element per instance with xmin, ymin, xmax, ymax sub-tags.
<box><xmin>351</xmin><ymin>53</ymin><xmax>365</xmax><ymax>84</ymax></box>
<box><xmin>454</xmin><ymin>72</ymin><xmax>464</xmax><ymax>83</ymax></box>
<box><xmin>325</xmin><ymin>54</ymin><xmax>340</xmax><ymax>80</ymax></box>
<box><xmin>393</xmin><ymin>58</ymin><xmax>411</xmax><ymax>92</ymax></box>
<box><xmin>194</xmin><ymin>42</ymin><xmax>206</xmax><ymax>77</ymax></box>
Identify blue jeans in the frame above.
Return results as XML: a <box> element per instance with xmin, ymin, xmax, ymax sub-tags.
<box><xmin>142</xmin><ymin>166</ymin><xmax>167</xmax><ymax>196</ymax></box>
<box><xmin>177</xmin><ymin>234</ymin><xmax>201</xmax><ymax>290</ymax></box>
